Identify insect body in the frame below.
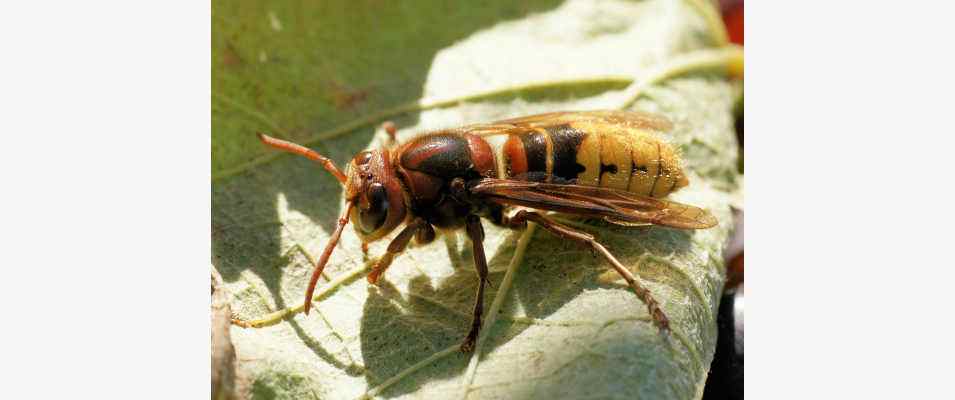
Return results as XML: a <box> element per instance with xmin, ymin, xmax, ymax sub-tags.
<box><xmin>498</xmin><ymin>110</ymin><xmax>688</xmax><ymax>197</ymax></box>
<box><xmin>250</xmin><ymin>110</ymin><xmax>717</xmax><ymax>352</ymax></box>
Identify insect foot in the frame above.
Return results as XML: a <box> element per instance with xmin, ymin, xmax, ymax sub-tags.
<box><xmin>460</xmin><ymin>334</ymin><xmax>477</xmax><ymax>353</ymax></box>
<box><xmin>644</xmin><ymin>293</ymin><xmax>670</xmax><ymax>333</ymax></box>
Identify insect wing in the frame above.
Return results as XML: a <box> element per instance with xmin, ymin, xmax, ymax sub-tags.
<box><xmin>458</xmin><ymin>110</ymin><xmax>674</xmax><ymax>137</ymax></box>
<box><xmin>469</xmin><ymin>178</ymin><xmax>717</xmax><ymax>229</ymax></box>
<box><xmin>494</xmin><ymin>110</ymin><xmax>673</xmax><ymax>131</ymax></box>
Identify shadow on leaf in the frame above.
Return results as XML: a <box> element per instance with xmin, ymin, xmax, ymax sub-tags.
<box><xmin>354</xmin><ymin>218</ymin><xmax>697</xmax><ymax>397</ymax></box>
<box><xmin>212</xmin><ymin>0</ymin><xmax>562</xmax><ymax>319</ymax></box>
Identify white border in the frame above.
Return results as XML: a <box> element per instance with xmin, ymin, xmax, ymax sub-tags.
<box><xmin>2</xmin><ymin>3</ymin><xmax>210</xmax><ymax>398</ymax></box>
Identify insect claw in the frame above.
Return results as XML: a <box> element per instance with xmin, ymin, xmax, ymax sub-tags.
<box><xmin>654</xmin><ymin>310</ymin><xmax>671</xmax><ymax>332</ymax></box>
<box><xmin>459</xmin><ymin>336</ymin><xmax>476</xmax><ymax>353</ymax></box>
<box><xmin>230</xmin><ymin>315</ymin><xmax>251</xmax><ymax>328</ymax></box>
<box><xmin>483</xmin><ymin>277</ymin><xmax>494</xmax><ymax>289</ymax></box>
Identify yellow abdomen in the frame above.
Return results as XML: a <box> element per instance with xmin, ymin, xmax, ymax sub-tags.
<box><xmin>571</xmin><ymin>121</ymin><xmax>688</xmax><ymax>198</ymax></box>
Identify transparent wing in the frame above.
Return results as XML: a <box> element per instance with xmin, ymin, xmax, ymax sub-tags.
<box><xmin>469</xmin><ymin>178</ymin><xmax>717</xmax><ymax>229</ymax></box>
<box><xmin>458</xmin><ymin>110</ymin><xmax>674</xmax><ymax>137</ymax></box>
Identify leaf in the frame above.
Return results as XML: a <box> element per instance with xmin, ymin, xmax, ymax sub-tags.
<box><xmin>212</xmin><ymin>265</ymin><xmax>238</xmax><ymax>400</ymax></box>
<box><xmin>212</xmin><ymin>1</ymin><xmax>741</xmax><ymax>399</ymax></box>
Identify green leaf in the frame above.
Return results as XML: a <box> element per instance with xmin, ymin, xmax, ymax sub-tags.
<box><xmin>212</xmin><ymin>1</ymin><xmax>741</xmax><ymax>399</ymax></box>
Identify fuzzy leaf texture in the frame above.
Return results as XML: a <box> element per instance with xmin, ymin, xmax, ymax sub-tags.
<box><xmin>212</xmin><ymin>0</ymin><xmax>741</xmax><ymax>399</ymax></box>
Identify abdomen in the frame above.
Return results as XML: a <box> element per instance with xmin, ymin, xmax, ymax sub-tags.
<box><xmin>500</xmin><ymin>121</ymin><xmax>689</xmax><ymax>198</ymax></box>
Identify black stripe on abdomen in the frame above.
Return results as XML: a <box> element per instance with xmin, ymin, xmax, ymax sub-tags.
<box><xmin>519</xmin><ymin>131</ymin><xmax>548</xmax><ymax>181</ymax></box>
<box><xmin>546</xmin><ymin>124</ymin><xmax>586</xmax><ymax>183</ymax></box>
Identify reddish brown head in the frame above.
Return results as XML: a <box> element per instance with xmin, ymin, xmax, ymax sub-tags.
<box><xmin>256</xmin><ymin>133</ymin><xmax>406</xmax><ymax>314</ymax></box>
<box><xmin>344</xmin><ymin>149</ymin><xmax>407</xmax><ymax>242</ymax></box>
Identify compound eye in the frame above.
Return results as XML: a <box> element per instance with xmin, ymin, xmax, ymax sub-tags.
<box><xmin>358</xmin><ymin>182</ymin><xmax>388</xmax><ymax>234</ymax></box>
<box><xmin>354</xmin><ymin>151</ymin><xmax>374</xmax><ymax>166</ymax></box>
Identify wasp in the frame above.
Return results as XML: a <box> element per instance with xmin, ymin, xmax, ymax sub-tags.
<box><xmin>252</xmin><ymin>110</ymin><xmax>717</xmax><ymax>352</ymax></box>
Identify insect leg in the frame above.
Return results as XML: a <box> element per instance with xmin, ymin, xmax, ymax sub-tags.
<box><xmin>460</xmin><ymin>214</ymin><xmax>489</xmax><ymax>353</ymax></box>
<box><xmin>414</xmin><ymin>223</ymin><xmax>436</xmax><ymax>245</ymax></box>
<box><xmin>367</xmin><ymin>218</ymin><xmax>428</xmax><ymax>285</ymax></box>
<box><xmin>504</xmin><ymin>210</ymin><xmax>670</xmax><ymax>332</ymax></box>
